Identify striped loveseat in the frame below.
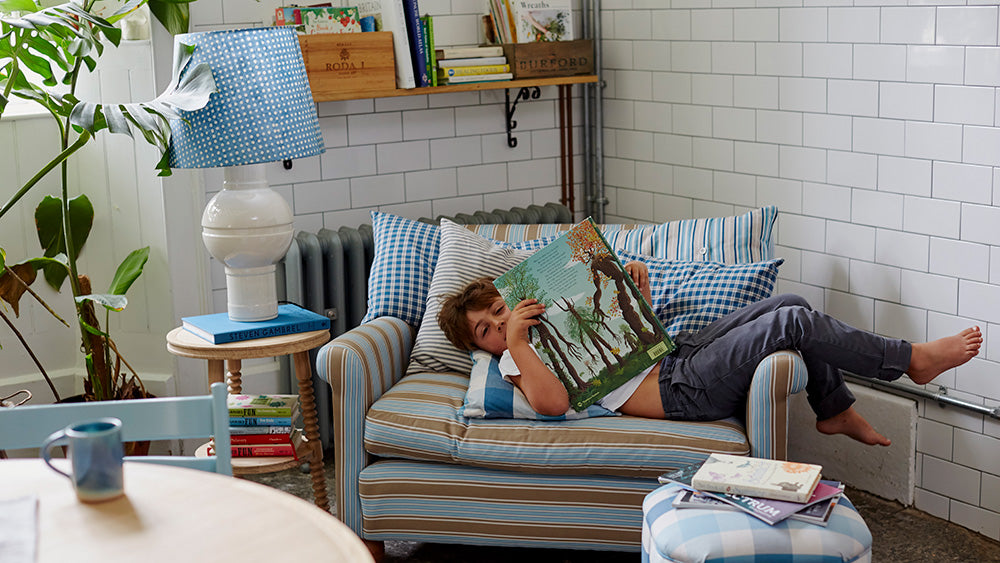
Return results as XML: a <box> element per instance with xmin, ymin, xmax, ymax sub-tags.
<box><xmin>317</xmin><ymin>206</ymin><xmax>808</xmax><ymax>554</ymax></box>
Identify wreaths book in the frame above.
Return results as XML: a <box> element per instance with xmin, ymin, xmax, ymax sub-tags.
<box><xmin>182</xmin><ymin>304</ymin><xmax>330</xmax><ymax>344</ymax></box>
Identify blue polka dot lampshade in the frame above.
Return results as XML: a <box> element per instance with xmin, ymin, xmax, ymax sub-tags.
<box><xmin>168</xmin><ymin>26</ymin><xmax>325</xmax><ymax>168</ymax></box>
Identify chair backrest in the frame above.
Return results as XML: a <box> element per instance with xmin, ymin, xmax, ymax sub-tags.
<box><xmin>0</xmin><ymin>382</ymin><xmax>232</xmax><ymax>476</ymax></box>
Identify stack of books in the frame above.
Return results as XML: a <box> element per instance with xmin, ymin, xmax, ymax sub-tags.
<box><xmin>228</xmin><ymin>394</ymin><xmax>304</xmax><ymax>459</ymax></box>
<box><xmin>181</xmin><ymin>303</ymin><xmax>330</xmax><ymax>345</ymax></box>
<box><xmin>436</xmin><ymin>45</ymin><xmax>512</xmax><ymax>85</ymax></box>
<box><xmin>659</xmin><ymin>453</ymin><xmax>845</xmax><ymax>526</ymax></box>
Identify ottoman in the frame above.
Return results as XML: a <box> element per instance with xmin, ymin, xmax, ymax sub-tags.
<box><xmin>642</xmin><ymin>483</ymin><xmax>873</xmax><ymax>563</ymax></box>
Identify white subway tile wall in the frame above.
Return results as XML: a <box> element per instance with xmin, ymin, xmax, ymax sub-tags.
<box><xmin>598</xmin><ymin>1</ymin><xmax>1000</xmax><ymax>540</ymax></box>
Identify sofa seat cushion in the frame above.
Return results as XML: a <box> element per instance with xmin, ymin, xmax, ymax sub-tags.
<box><xmin>364</xmin><ymin>370</ymin><xmax>750</xmax><ymax>479</ymax></box>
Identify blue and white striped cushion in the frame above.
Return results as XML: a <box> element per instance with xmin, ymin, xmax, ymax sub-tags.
<box><xmin>363</xmin><ymin>212</ymin><xmax>439</xmax><ymax>326</ymax></box>
<box><xmin>460</xmin><ymin>350</ymin><xmax>617</xmax><ymax>420</ymax></box>
<box><xmin>617</xmin><ymin>250</ymin><xmax>784</xmax><ymax>337</ymax></box>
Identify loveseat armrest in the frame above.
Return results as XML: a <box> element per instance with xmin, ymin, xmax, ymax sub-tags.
<box><xmin>746</xmin><ymin>350</ymin><xmax>808</xmax><ymax>461</ymax></box>
<box><xmin>316</xmin><ymin>316</ymin><xmax>414</xmax><ymax>534</ymax></box>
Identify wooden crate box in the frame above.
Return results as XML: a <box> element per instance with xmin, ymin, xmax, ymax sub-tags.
<box><xmin>298</xmin><ymin>31</ymin><xmax>396</xmax><ymax>97</ymax></box>
<box><xmin>502</xmin><ymin>39</ymin><xmax>594</xmax><ymax>79</ymax></box>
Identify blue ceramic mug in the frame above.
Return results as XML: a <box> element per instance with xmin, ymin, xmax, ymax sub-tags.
<box><xmin>41</xmin><ymin>417</ymin><xmax>125</xmax><ymax>503</ymax></box>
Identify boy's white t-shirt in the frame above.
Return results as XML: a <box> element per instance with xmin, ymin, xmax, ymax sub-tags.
<box><xmin>498</xmin><ymin>349</ymin><xmax>655</xmax><ymax>413</ymax></box>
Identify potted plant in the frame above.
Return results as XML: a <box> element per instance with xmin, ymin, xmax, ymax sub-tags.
<box><xmin>0</xmin><ymin>0</ymin><xmax>214</xmax><ymax>403</ymax></box>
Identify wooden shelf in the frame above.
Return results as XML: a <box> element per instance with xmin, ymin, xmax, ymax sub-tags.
<box><xmin>310</xmin><ymin>74</ymin><xmax>599</xmax><ymax>102</ymax></box>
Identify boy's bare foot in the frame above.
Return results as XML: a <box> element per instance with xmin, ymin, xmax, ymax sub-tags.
<box><xmin>816</xmin><ymin>407</ymin><xmax>891</xmax><ymax>446</ymax></box>
<box><xmin>908</xmin><ymin>327</ymin><xmax>982</xmax><ymax>385</ymax></box>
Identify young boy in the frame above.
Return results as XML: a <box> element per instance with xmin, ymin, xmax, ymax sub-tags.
<box><xmin>438</xmin><ymin>262</ymin><xmax>983</xmax><ymax>447</ymax></box>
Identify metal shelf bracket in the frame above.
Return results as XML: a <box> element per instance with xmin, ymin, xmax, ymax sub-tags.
<box><xmin>505</xmin><ymin>86</ymin><xmax>541</xmax><ymax>148</ymax></box>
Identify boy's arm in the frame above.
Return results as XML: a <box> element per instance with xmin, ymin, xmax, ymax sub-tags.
<box><xmin>506</xmin><ymin>299</ymin><xmax>571</xmax><ymax>416</ymax></box>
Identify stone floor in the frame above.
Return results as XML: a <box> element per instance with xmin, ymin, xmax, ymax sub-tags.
<box><xmin>245</xmin><ymin>451</ymin><xmax>1000</xmax><ymax>562</ymax></box>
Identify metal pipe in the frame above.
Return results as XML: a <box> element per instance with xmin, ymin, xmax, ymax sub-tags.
<box><xmin>581</xmin><ymin>0</ymin><xmax>593</xmax><ymax>220</ymax></box>
<box><xmin>592</xmin><ymin>0</ymin><xmax>605</xmax><ymax>222</ymax></box>
<box><xmin>843</xmin><ymin>373</ymin><xmax>1000</xmax><ymax>419</ymax></box>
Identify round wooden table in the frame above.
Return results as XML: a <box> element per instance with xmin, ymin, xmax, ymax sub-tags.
<box><xmin>0</xmin><ymin>459</ymin><xmax>373</xmax><ymax>563</ymax></box>
<box><xmin>166</xmin><ymin>328</ymin><xmax>331</xmax><ymax>510</ymax></box>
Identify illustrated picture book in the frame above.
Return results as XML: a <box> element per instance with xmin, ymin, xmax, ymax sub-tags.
<box><xmin>691</xmin><ymin>453</ymin><xmax>823</xmax><ymax>503</ymax></box>
<box><xmin>511</xmin><ymin>0</ymin><xmax>573</xmax><ymax>42</ymax></box>
<box><xmin>492</xmin><ymin>218</ymin><xmax>674</xmax><ymax>411</ymax></box>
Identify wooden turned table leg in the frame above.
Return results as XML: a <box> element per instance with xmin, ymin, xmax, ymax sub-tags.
<box><xmin>226</xmin><ymin>359</ymin><xmax>243</xmax><ymax>394</ymax></box>
<box><xmin>207</xmin><ymin>359</ymin><xmax>225</xmax><ymax>386</ymax></box>
<box><xmin>292</xmin><ymin>350</ymin><xmax>330</xmax><ymax>512</ymax></box>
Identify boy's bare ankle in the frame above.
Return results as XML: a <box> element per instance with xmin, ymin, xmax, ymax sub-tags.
<box><xmin>908</xmin><ymin>327</ymin><xmax>982</xmax><ymax>385</ymax></box>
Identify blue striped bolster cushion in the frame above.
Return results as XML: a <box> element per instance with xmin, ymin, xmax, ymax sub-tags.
<box><xmin>359</xmin><ymin>459</ymin><xmax>661</xmax><ymax>550</ymax></box>
<box><xmin>364</xmin><ymin>370</ymin><xmax>750</xmax><ymax>478</ymax></box>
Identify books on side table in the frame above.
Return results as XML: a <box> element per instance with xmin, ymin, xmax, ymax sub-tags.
<box><xmin>181</xmin><ymin>303</ymin><xmax>330</xmax><ymax>345</ymax></box>
<box><xmin>436</xmin><ymin>45</ymin><xmax>512</xmax><ymax>85</ymax></box>
<box><xmin>227</xmin><ymin>394</ymin><xmax>304</xmax><ymax>459</ymax></box>
<box><xmin>659</xmin><ymin>455</ymin><xmax>843</xmax><ymax>526</ymax></box>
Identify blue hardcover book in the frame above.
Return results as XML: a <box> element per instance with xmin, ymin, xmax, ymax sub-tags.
<box><xmin>402</xmin><ymin>0</ymin><xmax>429</xmax><ymax>87</ymax></box>
<box><xmin>181</xmin><ymin>304</ymin><xmax>330</xmax><ymax>344</ymax></box>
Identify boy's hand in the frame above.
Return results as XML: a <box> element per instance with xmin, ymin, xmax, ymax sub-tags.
<box><xmin>507</xmin><ymin>299</ymin><xmax>545</xmax><ymax>347</ymax></box>
<box><xmin>624</xmin><ymin>261</ymin><xmax>651</xmax><ymax>304</ymax></box>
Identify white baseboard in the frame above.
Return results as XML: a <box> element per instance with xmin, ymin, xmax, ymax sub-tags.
<box><xmin>788</xmin><ymin>382</ymin><xmax>917</xmax><ymax>505</ymax></box>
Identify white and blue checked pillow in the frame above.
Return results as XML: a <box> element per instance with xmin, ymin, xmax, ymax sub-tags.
<box><xmin>460</xmin><ymin>350</ymin><xmax>618</xmax><ymax>420</ymax></box>
<box><xmin>617</xmin><ymin>249</ymin><xmax>784</xmax><ymax>337</ymax></box>
<box><xmin>364</xmin><ymin>207</ymin><xmax>777</xmax><ymax>328</ymax></box>
<box><xmin>363</xmin><ymin>212</ymin><xmax>439</xmax><ymax>327</ymax></box>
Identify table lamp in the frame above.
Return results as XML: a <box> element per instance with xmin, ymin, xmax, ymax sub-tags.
<box><xmin>168</xmin><ymin>26</ymin><xmax>324</xmax><ymax>322</ymax></box>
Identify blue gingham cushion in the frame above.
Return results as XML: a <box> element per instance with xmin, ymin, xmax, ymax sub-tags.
<box><xmin>642</xmin><ymin>483</ymin><xmax>872</xmax><ymax>563</ymax></box>
<box><xmin>408</xmin><ymin>220</ymin><xmax>556</xmax><ymax>375</ymax></box>
<box><xmin>617</xmin><ymin>250</ymin><xmax>783</xmax><ymax>337</ymax></box>
<box><xmin>460</xmin><ymin>350</ymin><xmax>618</xmax><ymax>420</ymax></box>
<box><xmin>363</xmin><ymin>212</ymin><xmax>440</xmax><ymax>326</ymax></box>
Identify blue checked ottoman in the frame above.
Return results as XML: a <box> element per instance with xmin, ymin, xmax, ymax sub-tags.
<box><xmin>642</xmin><ymin>483</ymin><xmax>873</xmax><ymax>563</ymax></box>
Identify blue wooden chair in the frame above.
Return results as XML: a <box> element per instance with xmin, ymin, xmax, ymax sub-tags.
<box><xmin>0</xmin><ymin>382</ymin><xmax>232</xmax><ymax>476</ymax></box>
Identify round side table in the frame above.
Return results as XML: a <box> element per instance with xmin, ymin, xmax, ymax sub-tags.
<box><xmin>166</xmin><ymin>327</ymin><xmax>331</xmax><ymax>511</ymax></box>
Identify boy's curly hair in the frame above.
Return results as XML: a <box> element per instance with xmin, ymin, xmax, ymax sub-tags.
<box><xmin>438</xmin><ymin>276</ymin><xmax>500</xmax><ymax>351</ymax></box>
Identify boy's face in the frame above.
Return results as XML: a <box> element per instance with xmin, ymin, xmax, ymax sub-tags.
<box><xmin>467</xmin><ymin>296</ymin><xmax>510</xmax><ymax>356</ymax></box>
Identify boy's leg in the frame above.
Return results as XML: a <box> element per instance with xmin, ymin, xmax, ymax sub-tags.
<box><xmin>671</xmin><ymin>294</ymin><xmax>812</xmax><ymax>355</ymax></box>
<box><xmin>659</xmin><ymin>303</ymin><xmax>910</xmax><ymax>422</ymax></box>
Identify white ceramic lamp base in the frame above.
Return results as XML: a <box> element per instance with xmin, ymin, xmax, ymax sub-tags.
<box><xmin>201</xmin><ymin>164</ymin><xmax>294</xmax><ymax>322</ymax></box>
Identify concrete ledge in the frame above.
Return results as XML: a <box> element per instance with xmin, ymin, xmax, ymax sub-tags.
<box><xmin>788</xmin><ymin>382</ymin><xmax>917</xmax><ymax>505</ymax></box>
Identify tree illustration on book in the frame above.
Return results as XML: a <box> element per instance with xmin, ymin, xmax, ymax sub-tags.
<box><xmin>494</xmin><ymin>219</ymin><xmax>674</xmax><ymax>410</ymax></box>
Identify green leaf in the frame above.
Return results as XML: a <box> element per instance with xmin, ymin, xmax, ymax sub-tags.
<box><xmin>34</xmin><ymin>194</ymin><xmax>93</xmax><ymax>290</ymax></box>
<box><xmin>107</xmin><ymin>247</ymin><xmax>149</xmax><ymax>296</ymax></box>
<box><xmin>76</xmin><ymin>293</ymin><xmax>128</xmax><ymax>312</ymax></box>
<box><xmin>148</xmin><ymin>0</ymin><xmax>189</xmax><ymax>35</ymax></box>
<box><xmin>0</xmin><ymin>0</ymin><xmax>40</xmax><ymax>12</ymax></box>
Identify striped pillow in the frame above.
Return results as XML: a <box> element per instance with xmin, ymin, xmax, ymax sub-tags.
<box><xmin>617</xmin><ymin>249</ymin><xmax>784</xmax><ymax>337</ymax></box>
<box><xmin>364</xmin><ymin>207</ymin><xmax>776</xmax><ymax>329</ymax></box>
<box><xmin>408</xmin><ymin>220</ymin><xmax>553</xmax><ymax>375</ymax></box>
<box><xmin>460</xmin><ymin>350</ymin><xmax>617</xmax><ymax>420</ymax></box>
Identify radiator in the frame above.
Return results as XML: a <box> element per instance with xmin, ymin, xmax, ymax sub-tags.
<box><xmin>277</xmin><ymin>203</ymin><xmax>573</xmax><ymax>449</ymax></box>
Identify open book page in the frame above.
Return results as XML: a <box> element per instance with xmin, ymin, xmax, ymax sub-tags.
<box><xmin>493</xmin><ymin>218</ymin><xmax>674</xmax><ymax>411</ymax></box>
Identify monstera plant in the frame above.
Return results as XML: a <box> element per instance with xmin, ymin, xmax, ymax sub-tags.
<box><xmin>0</xmin><ymin>0</ymin><xmax>214</xmax><ymax>401</ymax></box>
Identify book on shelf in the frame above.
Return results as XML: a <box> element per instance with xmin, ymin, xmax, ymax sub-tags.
<box><xmin>401</xmin><ymin>0</ymin><xmax>429</xmax><ymax>87</ymax></box>
<box><xmin>440</xmin><ymin>64</ymin><xmax>510</xmax><ymax>77</ymax></box>
<box><xmin>231</xmin><ymin>429</ymin><xmax>304</xmax><ymax>458</ymax></box>
<box><xmin>181</xmin><ymin>303</ymin><xmax>330</xmax><ymax>345</ymax></box>
<box><xmin>436</xmin><ymin>45</ymin><xmax>505</xmax><ymax>59</ymax></box>
<box><xmin>440</xmin><ymin>73</ymin><xmax>513</xmax><ymax>84</ymax></box>
<box><xmin>492</xmin><ymin>218</ymin><xmax>674</xmax><ymax>412</ymax></box>
<box><xmin>692</xmin><ymin>453</ymin><xmax>823</xmax><ymax>503</ymax></box>
<box><xmin>421</xmin><ymin>14</ymin><xmax>437</xmax><ymax>87</ymax></box>
<box><xmin>356</xmin><ymin>0</ymin><xmax>384</xmax><ymax>31</ymax></box>
<box><xmin>671</xmin><ymin>481</ymin><xmax>844</xmax><ymax>527</ymax></box>
<box><xmin>511</xmin><ymin>0</ymin><xmax>573</xmax><ymax>42</ymax></box>
<box><xmin>276</xmin><ymin>6</ymin><xmax>362</xmax><ymax>34</ymax></box>
<box><xmin>229</xmin><ymin>425</ymin><xmax>294</xmax><ymax>436</ymax></box>
<box><xmin>658</xmin><ymin>460</ymin><xmax>841</xmax><ymax>526</ymax></box>
<box><xmin>437</xmin><ymin>56</ymin><xmax>508</xmax><ymax>68</ymax></box>
<box><xmin>228</xmin><ymin>394</ymin><xmax>300</xmax><ymax>417</ymax></box>
<box><xmin>380</xmin><ymin>0</ymin><xmax>416</xmax><ymax>88</ymax></box>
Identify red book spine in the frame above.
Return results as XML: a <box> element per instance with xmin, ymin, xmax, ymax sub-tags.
<box><xmin>231</xmin><ymin>443</ymin><xmax>297</xmax><ymax>458</ymax></box>
<box><xmin>230</xmin><ymin>433</ymin><xmax>292</xmax><ymax>446</ymax></box>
